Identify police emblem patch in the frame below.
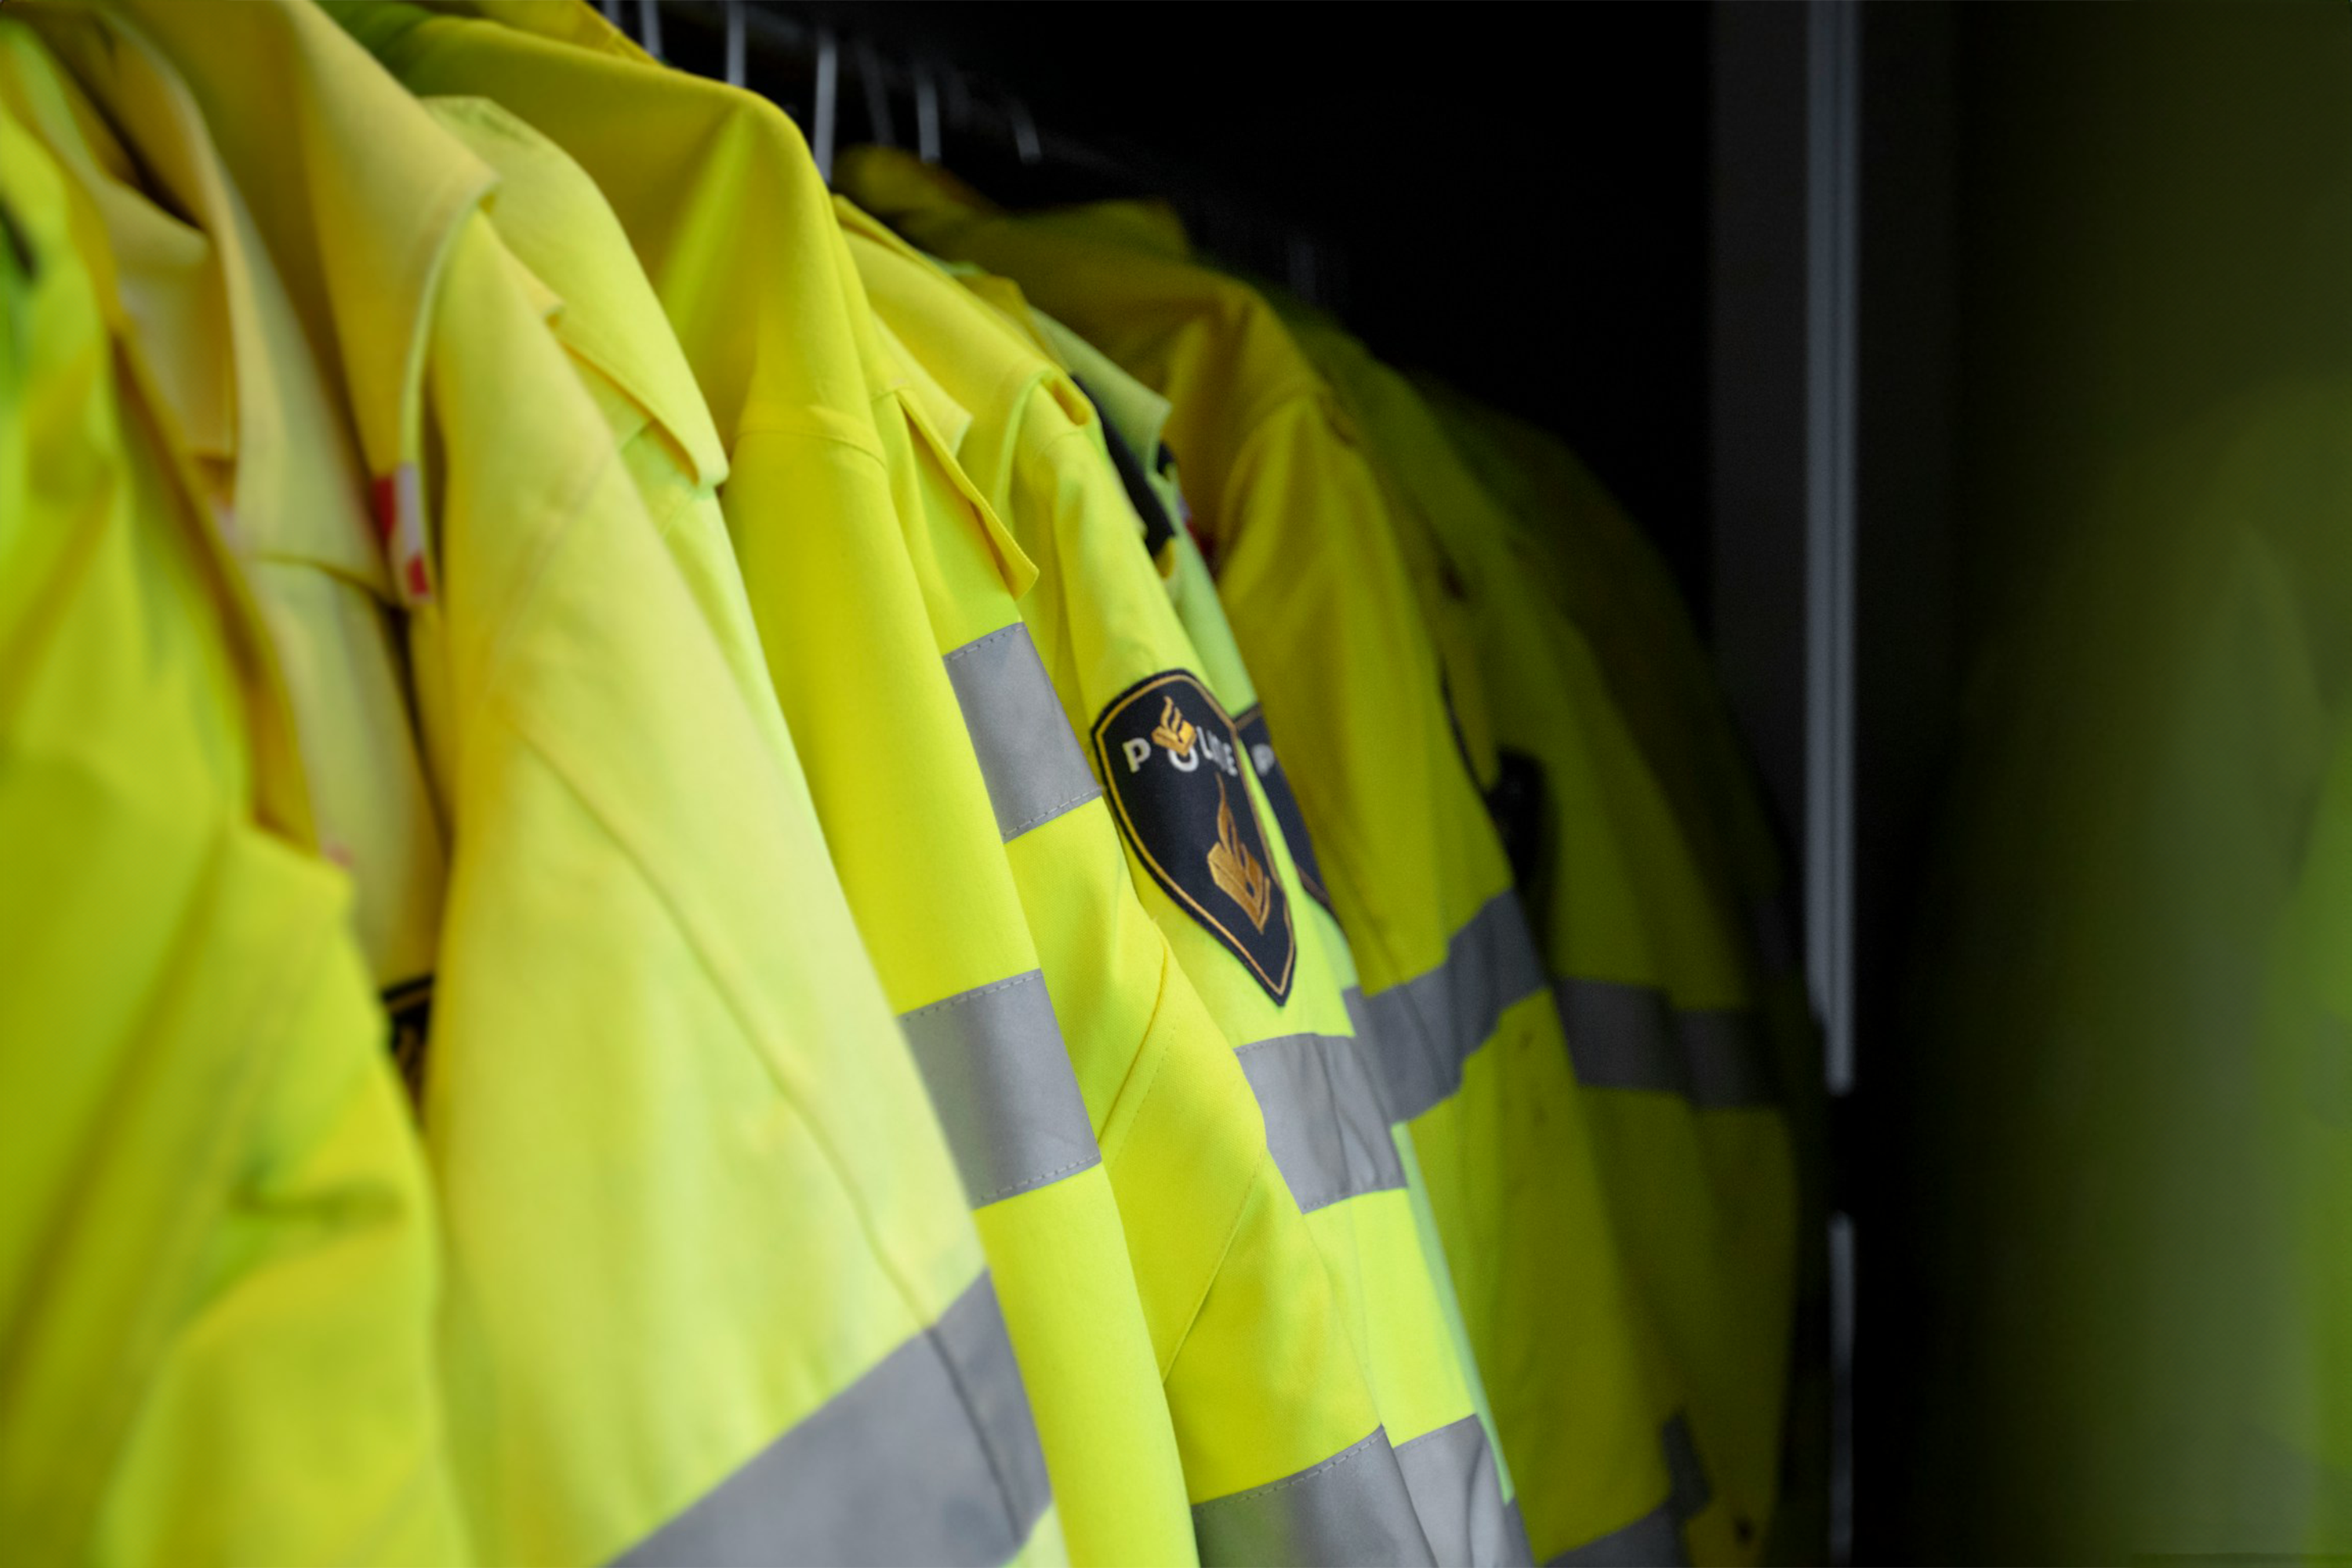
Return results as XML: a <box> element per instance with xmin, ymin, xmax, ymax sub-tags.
<box><xmin>1094</xmin><ymin>672</ymin><xmax>1295</xmax><ymax>1002</ymax></box>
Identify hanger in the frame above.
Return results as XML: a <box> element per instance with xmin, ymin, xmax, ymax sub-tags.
<box><xmin>634</xmin><ymin>0</ymin><xmax>662</xmax><ymax>61</ymax></box>
<box><xmin>813</xmin><ymin>27</ymin><xmax>841</xmax><ymax>181</ymax></box>
<box><xmin>1005</xmin><ymin>96</ymin><xmax>1042</xmax><ymax>167</ymax></box>
<box><xmin>915</xmin><ymin>61</ymin><xmax>942</xmax><ymax>165</ymax></box>
<box><xmin>724</xmin><ymin>0</ymin><xmax>746</xmax><ymax>89</ymax></box>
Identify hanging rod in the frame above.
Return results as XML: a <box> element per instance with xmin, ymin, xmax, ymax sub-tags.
<box><xmin>612</xmin><ymin>0</ymin><xmax>1341</xmax><ymax>311</ymax></box>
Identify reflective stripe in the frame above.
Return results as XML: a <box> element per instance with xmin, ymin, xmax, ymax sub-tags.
<box><xmin>1555</xmin><ymin>978</ymin><xmax>1683</xmax><ymax>1094</ymax></box>
<box><xmin>1353</xmin><ymin>891</ymin><xmax>1548</xmax><ymax>1122</ymax></box>
<box><xmin>1235</xmin><ymin>1029</ymin><xmax>1406</xmax><ymax>1212</ymax></box>
<box><xmin>1544</xmin><ymin>1504</ymin><xmax>1686</xmax><ymax>1567</ymax></box>
<box><xmin>942</xmin><ymin>623</ymin><xmax>1102</xmax><ymax>840</ymax></box>
<box><xmin>899</xmin><ymin>971</ymin><xmax>1100</xmax><ymax>1205</ymax></box>
<box><xmin>1661</xmin><ymin>1411</ymin><xmax>1712</xmax><ymax>1523</ymax></box>
<box><xmin>615</xmin><ymin>1273</ymin><xmax>1051</xmax><ymax>1567</ymax></box>
<box><xmin>1395</xmin><ymin>1415</ymin><xmax>1532</xmax><ymax>1568</ymax></box>
<box><xmin>1555</xmin><ymin>979</ymin><xmax>1777</xmax><ymax>1109</ymax></box>
<box><xmin>1192</xmin><ymin>1427</ymin><xmax>1436</xmax><ymax>1568</ymax></box>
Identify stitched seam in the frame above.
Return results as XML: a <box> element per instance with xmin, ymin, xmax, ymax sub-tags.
<box><xmin>902</xmin><ymin>971</ymin><xmax>1040</xmax><ymax>1022</ymax></box>
<box><xmin>1137</xmin><ymin>949</ymin><xmax>1254</xmax><ymax>1383</ymax></box>
<box><xmin>943</xmin><ymin>622</ymin><xmax>1029</xmax><ymax>664</ymax></box>
<box><xmin>969</xmin><ymin>1153</ymin><xmax>1098</xmax><ymax>1207</ymax></box>
<box><xmin>920</xmin><ymin>1300</ymin><xmax>1028</xmax><ymax>1549</ymax></box>
<box><xmin>1000</xmin><ymin>780</ymin><xmax>1102</xmax><ymax>840</ymax></box>
<box><xmin>1209</xmin><ymin>1429</ymin><xmax>1383</xmax><ymax>1505</ymax></box>
<box><xmin>1295</xmin><ymin>1168</ymin><xmax>1406</xmax><ymax>1214</ymax></box>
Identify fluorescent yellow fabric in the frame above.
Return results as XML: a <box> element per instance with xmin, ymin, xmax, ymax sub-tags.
<box><xmin>0</xmin><ymin>3</ymin><xmax>445</xmax><ymax>1020</ymax></box>
<box><xmin>857</xmin><ymin>225</ymin><xmax>1528</xmax><ymax>1567</ymax></box>
<box><xmin>842</xmin><ymin>149</ymin><xmax>1674</xmax><ymax>1564</ymax></box>
<box><xmin>1420</xmin><ymin>383</ymin><xmax>1830</xmax><ymax>1561</ymax></box>
<box><xmin>339</xmin><ymin>6</ymin><xmax>1446</xmax><ymax>1563</ymax></box>
<box><xmin>843</xmin><ymin>205</ymin><xmax>1435</xmax><ymax>1563</ymax></box>
<box><xmin>1419</xmin><ymin>387</ymin><xmax>1789</xmax><ymax>946</ymax></box>
<box><xmin>55</xmin><ymin>4</ymin><xmax>1037</xmax><ymax>1563</ymax></box>
<box><xmin>1293</xmin><ymin>320</ymin><xmax>1798</xmax><ymax>1563</ymax></box>
<box><xmin>332</xmin><ymin>10</ymin><xmax>1138</xmax><ymax>1560</ymax></box>
<box><xmin>0</xmin><ymin>76</ymin><xmax>466</xmax><ymax>1564</ymax></box>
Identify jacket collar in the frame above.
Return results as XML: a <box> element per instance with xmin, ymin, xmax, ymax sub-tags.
<box><xmin>425</xmin><ymin>93</ymin><xmax>728</xmax><ymax>488</ymax></box>
<box><xmin>78</xmin><ymin>0</ymin><xmax>499</xmax><ymax>496</ymax></box>
<box><xmin>0</xmin><ymin>17</ymin><xmax>235</xmax><ymax>463</ymax></box>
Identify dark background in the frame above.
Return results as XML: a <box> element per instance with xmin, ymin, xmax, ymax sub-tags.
<box><xmin>646</xmin><ymin>5</ymin><xmax>2352</xmax><ymax>1560</ymax></box>
<box><xmin>706</xmin><ymin>1</ymin><xmax>1720</xmax><ymax>633</ymax></box>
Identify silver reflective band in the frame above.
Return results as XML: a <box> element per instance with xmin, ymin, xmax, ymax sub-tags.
<box><xmin>1554</xmin><ymin>978</ymin><xmax>1775</xmax><ymax>1109</ymax></box>
<box><xmin>615</xmin><ymin>1274</ymin><xmax>1051</xmax><ymax>1567</ymax></box>
<box><xmin>943</xmin><ymin>624</ymin><xmax>1102</xmax><ymax>840</ymax></box>
<box><xmin>1555</xmin><ymin>980</ymin><xmax>1682</xmax><ymax>1095</ymax></box>
<box><xmin>1352</xmin><ymin>891</ymin><xmax>1548</xmax><ymax>1122</ymax></box>
<box><xmin>900</xmin><ymin>971</ymin><xmax>1101</xmax><ymax>1206</ymax></box>
<box><xmin>1235</xmin><ymin>1029</ymin><xmax>1406</xmax><ymax>1212</ymax></box>
<box><xmin>1192</xmin><ymin>1426</ymin><xmax>1437</xmax><ymax>1568</ymax></box>
<box><xmin>1544</xmin><ymin>1504</ymin><xmax>1686</xmax><ymax>1567</ymax></box>
<box><xmin>1661</xmin><ymin>1411</ymin><xmax>1713</xmax><ymax>1523</ymax></box>
<box><xmin>1395</xmin><ymin>1416</ymin><xmax>1532</xmax><ymax>1568</ymax></box>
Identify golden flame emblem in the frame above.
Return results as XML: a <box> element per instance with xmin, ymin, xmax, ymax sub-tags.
<box><xmin>1206</xmin><ymin>776</ymin><xmax>1274</xmax><ymax>931</ymax></box>
<box><xmin>1151</xmin><ymin>695</ymin><xmax>1197</xmax><ymax>760</ymax></box>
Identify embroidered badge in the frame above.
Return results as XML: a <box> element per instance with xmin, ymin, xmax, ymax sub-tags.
<box><xmin>1232</xmin><ymin>703</ymin><xmax>1335</xmax><ymax>916</ymax></box>
<box><xmin>1094</xmin><ymin>672</ymin><xmax>1294</xmax><ymax>1002</ymax></box>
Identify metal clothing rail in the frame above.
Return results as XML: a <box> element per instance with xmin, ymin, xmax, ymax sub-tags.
<box><xmin>599</xmin><ymin>0</ymin><xmax>1341</xmax><ymax>310</ymax></box>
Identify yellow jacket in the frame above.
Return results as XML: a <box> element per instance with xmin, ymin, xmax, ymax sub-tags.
<box><xmin>840</xmin><ymin>149</ymin><xmax>1677</xmax><ymax>1566</ymax></box>
<box><xmin>337</xmin><ymin>4</ymin><xmax>1442</xmax><ymax>1562</ymax></box>
<box><xmin>49</xmin><ymin>3</ymin><xmax>1038</xmax><ymax>1563</ymax></box>
<box><xmin>1291</xmin><ymin>319</ymin><xmax>1798</xmax><ymax>1563</ymax></box>
<box><xmin>841</xmin><ymin>203</ymin><xmax>1436</xmax><ymax>1565</ymax></box>
<box><xmin>853</xmin><ymin>223</ymin><xmax>1530</xmax><ymax>1567</ymax></box>
<box><xmin>0</xmin><ymin>71</ymin><xmax>466</xmax><ymax>1564</ymax></box>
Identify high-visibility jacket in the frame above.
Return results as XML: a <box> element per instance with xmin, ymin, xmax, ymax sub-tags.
<box><xmin>924</xmin><ymin>238</ymin><xmax>1527</xmax><ymax>1567</ymax></box>
<box><xmin>846</xmin><ymin>212</ymin><xmax>1520</xmax><ymax>1566</ymax></box>
<box><xmin>0</xmin><ymin>3</ymin><xmax>447</xmax><ymax>1037</ymax></box>
<box><xmin>842</xmin><ymin>149</ymin><xmax>1679</xmax><ymax>1566</ymax></box>
<box><xmin>337</xmin><ymin>8</ymin><xmax>1424</xmax><ymax>1563</ymax></box>
<box><xmin>0</xmin><ymin>78</ymin><xmax>467</xmax><ymax>1564</ymax></box>
<box><xmin>416</xmin><ymin>91</ymin><xmax>1151</xmax><ymax>1567</ymax></box>
<box><xmin>1290</xmin><ymin>318</ymin><xmax>1798</xmax><ymax>1563</ymax></box>
<box><xmin>1417</xmin><ymin>384</ymin><xmax>1830</xmax><ymax>1561</ymax></box>
<box><xmin>1415</xmin><ymin>387</ymin><xmax>1793</xmax><ymax>956</ymax></box>
<box><xmin>838</xmin><ymin>202</ymin><xmax>1436</xmax><ymax>1566</ymax></box>
<box><xmin>44</xmin><ymin>5</ymin><xmax>1043</xmax><ymax>1564</ymax></box>
<box><xmin>1028</xmin><ymin>332</ymin><xmax>1527</xmax><ymax>1549</ymax></box>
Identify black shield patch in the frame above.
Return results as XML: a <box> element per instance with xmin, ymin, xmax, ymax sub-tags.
<box><xmin>1093</xmin><ymin>672</ymin><xmax>1295</xmax><ymax>1002</ymax></box>
<box><xmin>1232</xmin><ymin>704</ymin><xmax>1336</xmax><ymax>916</ymax></box>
